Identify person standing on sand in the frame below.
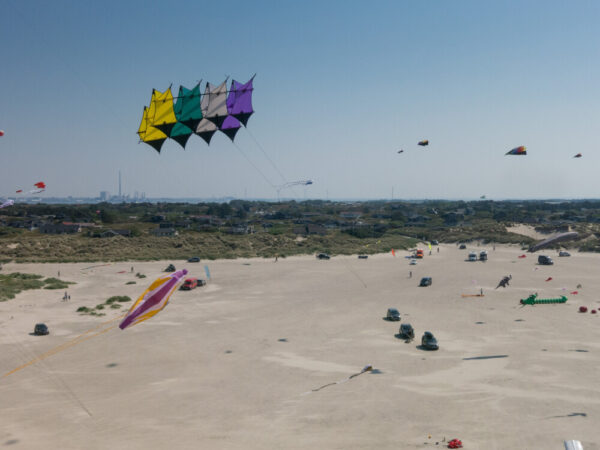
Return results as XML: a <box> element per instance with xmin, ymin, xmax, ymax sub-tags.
<box><xmin>409</xmin><ymin>271</ymin><xmax>412</xmax><ymax>278</ymax></box>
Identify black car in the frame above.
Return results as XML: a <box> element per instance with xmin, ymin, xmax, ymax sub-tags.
<box><xmin>386</xmin><ymin>308</ymin><xmax>400</xmax><ymax>321</ymax></box>
<box><xmin>164</xmin><ymin>264</ymin><xmax>176</xmax><ymax>272</ymax></box>
<box><xmin>419</xmin><ymin>277</ymin><xmax>432</xmax><ymax>287</ymax></box>
<box><xmin>459</xmin><ymin>244</ymin><xmax>467</xmax><ymax>249</ymax></box>
<box><xmin>187</xmin><ymin>257</ymin><xmax>200</xmax><ymax>263</ymax></box>
<box><xmin>358</xmin><ymin>255</ymin><xmax>368</xmax><ymax>259</ymax></box>
<box><xmin>421</xmin><ymin>331</ymin><xmax>438</xmax><ymax>350</ymax></box>
<box><xmin>399</xmin><ymin>323</ymin><xmax>415</xmax><ymax>340</ymax></box>
<box><xmin>538</xmin><ymin>255</ymin><xmax>554</xmax><ymax>265</ymax></box>
<box><xmin>197</xmin><ymin>279</ymin><xmax>207</xmax><ymax>286</ymax></box>
<box><xmin>431</xmin><ymin>240</ymin><xmax>439</xmax><ymax>245</ymax></box>
<box><xmin>34</xmin><ymin>323</ymin><xmax>49</xmax><ymax>336</ymax></box>
<box><xmin>316</xmin><ymin>253</ymin><xmax>330</xmax><ymax>260</ymax></box>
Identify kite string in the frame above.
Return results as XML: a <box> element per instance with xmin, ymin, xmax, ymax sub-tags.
<box><xmin>243</xmin><ymin>128</ymin><xmax>300</xmax><ymax>198</ymax></box>
<box><xmin>231</xmin><ymin>141</ymin><xmax>277</xmax><ymax>189</ymax></box>
<box><xmin>3</xmin><ymin>315</ymin><xmax>123</xmax><ymax>378</ymax></box>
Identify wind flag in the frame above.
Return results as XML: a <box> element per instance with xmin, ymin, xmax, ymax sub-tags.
<box><xmin>391</xmin><ymin>249</ymin><xmax>395</xmax><ymax>257</ymax></box>
<box><xmin>204</xmin><ymin>265</ymin><xmax>211</xmax><ymax>280</ymax></box>
<box><xmin>119</xmin><ymin>269</ymin><xmax>187</xmax><ymax>330</ymax></box>
<box><xmin>428</xmin><ymin>243</ymin><xmax>432</xmax><ymax>251</ymax></box>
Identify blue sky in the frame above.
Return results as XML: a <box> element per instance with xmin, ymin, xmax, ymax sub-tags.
<box><xmin>1</xmin><ymin>0</ymin><xmax>599</xmax><ymax>200</ymax></box>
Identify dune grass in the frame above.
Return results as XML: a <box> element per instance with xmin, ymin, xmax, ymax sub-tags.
<box><xmin>0</xmin><ymin>273</ymin><xmax>76</xmax><ymax>301</ymax></box>
<box><xmin>77</xmin><ymin>295</ymin><xmax>132</xmax><ymax>316</ymax></box>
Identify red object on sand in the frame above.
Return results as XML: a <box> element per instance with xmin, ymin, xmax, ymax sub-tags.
<box><xmin>117</xmin><ymin>270</ymin><xmax>126</xmax><ymax>274</ymax></box>
<box><xmin>448</xmin><ymin>439</ymin><xmax>463</xmax><ymax>449</ymax></box>
<box><xmin>592</xmin><ymin>310</ymin><xmax>597</xmax><ymax>314</ymax></box>
<box><xmin>518</xmin><ymin>254</ymin><xmax>526</xmax><ymax>258</ymax></box>
<box><xmin>545</xmin><ymin>277</ymin><xmax>553</xmax><ymax>282</ymax></box>
<box><xmin>579</xmin><ymin>306</ymin><xmax>588</xmax><ymax>313</ymax></box>
<box><xmin>571</xmin><ymin>291</ymin><xmax>578</xmax><ymax>295</ymax></box>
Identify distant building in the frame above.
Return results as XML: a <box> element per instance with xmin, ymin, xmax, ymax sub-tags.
<box><xmin>40</xmin><ymin>224</ymin><xmax>81</xmax><ymax>234</ymax></box>
<box><xmin>340</xmin><ymin>211</ymin><xmax>361</xmax><ymax>219</ymax></box>
<box><xmin>151</xmin><ymin>227</ymin><xmax>177</xmax><ymax>237</ymax></box>
<box><xmin>99</xmin><ymin>191</ymin><xmax>109</xmax><ymax>201</ymax></box>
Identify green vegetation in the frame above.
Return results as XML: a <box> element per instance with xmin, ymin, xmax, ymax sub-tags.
<box><xmin>0</xmin><ymin>273</ymin><xmax>76</xmax><ymax>301</ymax></box>
<box><xmin>43</xmin><ymin>277</ymin><xmax>75</xmax><ymax>289</ymax></box>
<box><xmin>77</xmin><ymin>295</ymin><xmax>131</xmax><ymax>316</ymax></box>
<box><xmin>0</xmin><ymin>199</ymin><xmax>597</xmax><ymax>262</ymax></box>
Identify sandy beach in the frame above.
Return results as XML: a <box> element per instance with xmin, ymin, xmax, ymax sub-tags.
<box><xmin>1</xmin><ymin>244</ymin><xmax>599</xmax><ymax>449</ymax></box>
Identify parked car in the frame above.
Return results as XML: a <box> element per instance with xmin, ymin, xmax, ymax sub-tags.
<box><xmin>386</xmin><ymin>308</ymin><xmax>400</xmax><ymax>321</ymax></box>
<box><xmin>419</xmin><ymin>277</ymin><xmax>432</xmax><ymax>287</ymax></box>
<box><xmin>399</xmin><ymin>323</ymin><xmax>415</xmax><ymax>340</ymax></box>
<box><xmin>468</xmin><ymin>252</ymin><xmax>478</xmax><ymax>261</ymax></box>
<box><xmin>187</xmin><ymin>257</ymin><xmax>200</xmax><ymax>263</ymax></box>
<box><xmin>197</xmin><ymin>279</ymin><xmax>207</xmax><ymax>286</ymax></box>
<box><xmin>538</xmin><ymin>255</ymin><xmax>554</xmax><ymax>265</ymax></box>
<box><xmin>479</xmin><ymin>251</ymin><xmax>488</xmax><ymax>261</ymax></box>
<box><xmin>409</xmin><ymin>259</ymin><xmax>417</xmax><ymax>265</ymax></box>
<box><xmin>559</xmin><ymin>251</ymin><xmax>571</xmax><ymax>257</ymax></box>
<box><xmin>421</xmin><ymin>331</ymin><xmax>438</xmax><ymax>350</ymax></box>
<box><xmin>459</xmin><ymin>244</ymin><xmax>467</xmax><ymax>249</ymax></box>
<box><xmin>164</xmin><ymin>264</ymin><xmax>176</xmax><ymax>272</ymax></box>
<box><xmin>316</xmin><ymin>253</ymin><xmax>330</xmax><ymax>260</ymax></box>
<box><xmin>34</xmin><ymin>323</ymin><xmax>49</xmax><ymax>336</ymax></box>
<box><xmin>358</xmin><ymin>255</ymin><xmax>368</xmax><ymax>259</ymax></box>
<box><xmin>431</xmin><ymin>240</ymin><xmax>439</xmax><ymax>245</ymax></box>
<box><xmin>180</xmin><ymin>278</ymin><xmax>198</xmax><ymax>290</ymax></box>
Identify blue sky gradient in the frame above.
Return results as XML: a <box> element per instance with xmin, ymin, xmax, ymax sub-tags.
<box><xmin>1</xmin><ymin>0</ymin><xmax>599</xmax><ymax>199</ymax></box>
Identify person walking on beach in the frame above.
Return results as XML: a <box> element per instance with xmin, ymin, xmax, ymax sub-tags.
<box><xmin>409</xmin><ymin>271</ymin><xmax>412</xmax><ymax>278</ymax></box>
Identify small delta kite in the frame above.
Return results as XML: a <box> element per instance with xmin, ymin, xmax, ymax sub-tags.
<box><xmin>574</xmin><ymin>153</ymin><xmax>582</xmax><ymax>158</ymax></box>
<box><xmin>506</xmin><ymin>146</ymin><xmax>526</xmax><ymax>155</ymax></box>
<box><xmin>418</xmin><ymin>140</ymin><xmax>429</xmax><ymax>146</ymax></box>
<box><xmin>119</xmin><ymin>269</ymin><xmax>188</xmax><ymax>329</ymax></box>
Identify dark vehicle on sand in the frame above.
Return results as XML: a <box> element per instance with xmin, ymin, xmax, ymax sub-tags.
<box><xmin>399</xmin><ymin>323</ymin><xmax>415</xmax><ymax>340</ymax></box>
<box><xmin>538</xmin><ymin>255</ymin><xmax>554</xmax><ymax>265</ymax></box>
<box><xmin>316</xmin><ymin>253</ymin><xmax>330</xmax><ymax>260</ymax></box>
<box><xmin>34</xmin><ymin>323</ymin><xmax>49</xmax><ymax>336</ymax></box>
<box><xmin>386</xmin><ymin>308</ymin><xmax>400</xmax><ymax>321</ymax></box>
<box><xmin>358</xmin><ymin>255</ymin><xmax>368</xmax><ymax>259</ymax></box>
<box><xmin>419</xmin><ymin>277</ymin><xmax>432</xmax><ymax>287</ymax></box>
<box><xmin>421</xmin><ymin>331</ymin><xmax>438</xmax><ymax>350</ymax></box>
<box><xmin>459</xmin><ymin>244</ymin><xmax>466</xmax><ymax>249</ymax></box>
<box><xmin>164</xmin><ymin>264</ymin><xmax>176</xmax><ymax>272</ymax></box>
<box><xmin>187</xmin><ymin>257</ymin><xmax>200</xmax><ymax>263</ymax></box>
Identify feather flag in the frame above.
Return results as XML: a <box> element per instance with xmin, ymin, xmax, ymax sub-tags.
<box><xmin>119</xmin><ymin>269</ymin><xmax>187</xmax><ymax>330</ymax></box>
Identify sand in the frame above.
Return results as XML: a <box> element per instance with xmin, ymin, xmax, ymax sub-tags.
<box><xmin>1</xmin><ymin>245</ymin><xmax>599</xmax><ymax>449</ymax></box>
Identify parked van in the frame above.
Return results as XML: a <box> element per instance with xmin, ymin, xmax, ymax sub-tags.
<box><xmin>468</xmin><ymin>252</ymin><xmax>478</xmax><ymax>261</ymax></box>
<box><xmin>538</xmin><ymin>255</ymin><xmax>554</xmax><ymax>265</ymax></box>
<box><xmin>479</xmin><ymin>251</ymin><xmax>488</xmax><ymax>261</ymax></box>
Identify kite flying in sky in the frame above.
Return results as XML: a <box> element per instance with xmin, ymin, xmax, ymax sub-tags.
<box><xmin>397</xmin><ymin>149</ymin><xmax>404</xmax><ymax>154</ymax></box>
<box><xmin>138</xmin><ymin>76</ymin><xmax>255</xmax><ymax>153</ymax></box>
<box><xmin>574</xmin><ymin>153</ymin><xmax>582</xmax><ymax>158</ymax></box>
<box><xmin>15</xmin><ymin>182</ymin><xmax>46</xmax><ymax>195</ymax></box>
<box><xmin>506</xmin><ymin>146</ymin><xmax>526</xmax><ymax>155</ymax></box>
<box><xmin>0</xmin><ymin>130</ymin><xmax>4</xmax><ymax>137</ymax></box>
<box><xmin>119</xmin><ymin>269</ymin><xmax>188</xmax><ymax>330</ymax></box>
<box><xmin>418</xmin><ymin>140</ymin><xmax>429</xmax><ymax>146</ymax></box>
